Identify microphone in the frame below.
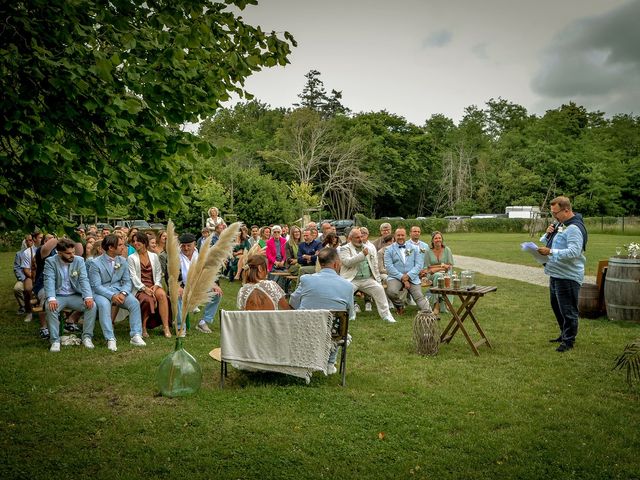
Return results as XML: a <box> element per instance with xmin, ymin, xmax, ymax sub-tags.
<box><xmin>546</xmin><ymin>221</ymin><xmax>559</xmax><ymax>238</ymax></box>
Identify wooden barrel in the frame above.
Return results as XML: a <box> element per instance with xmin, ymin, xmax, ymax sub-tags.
<box><xmin>578</xmin><ymin>283</ymin><xmax>601</xmax><ymax>318</ymax></box>
<box><xmin>604</xmin><ymin>257</ymin><xmax>640</xmax><ymax>322</ymax></box>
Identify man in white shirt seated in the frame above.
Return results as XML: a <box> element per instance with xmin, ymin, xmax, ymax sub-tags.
<box><xmin>339</xmin><ymin>228</ymin><xmax>396</xmax><ymax>323</ymax></box>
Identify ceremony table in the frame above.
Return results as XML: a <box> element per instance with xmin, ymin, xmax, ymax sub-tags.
<box><xmin>429</xmin><ymin>285</ymin><xmax>497</xmax><ymax>356</ymax></box>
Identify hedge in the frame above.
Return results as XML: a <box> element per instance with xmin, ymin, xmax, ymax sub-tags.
<box><xmin>355</xmin><ymin>214</ymin><xmax>535</xmax><ymax>236</ymax></box>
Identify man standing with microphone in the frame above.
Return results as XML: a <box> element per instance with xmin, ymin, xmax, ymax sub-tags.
<box><xmin>537</xmin><ymin>196</ymin><xmax>588</xmax><ymax>353</ymax></box>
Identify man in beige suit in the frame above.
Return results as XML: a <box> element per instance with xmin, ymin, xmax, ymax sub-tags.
<box><xmin>339</xmin><ymin>228</ymin><xmax>396</xmax><ymax>323</ymax></box>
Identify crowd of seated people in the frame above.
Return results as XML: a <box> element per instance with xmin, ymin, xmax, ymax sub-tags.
<box><xmin>12</xmin><ymin>207</ymin><xmax>454</xmax><ymax>358</ymax></box>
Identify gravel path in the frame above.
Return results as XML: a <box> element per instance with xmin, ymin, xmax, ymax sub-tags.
<box><xmin>454</xmin><ymin>255</ymin><xmax>596</xmax><ymax>286</ymax></box>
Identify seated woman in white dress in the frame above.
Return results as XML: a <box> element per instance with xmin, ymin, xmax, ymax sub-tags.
<box><xmin>237</xmin><ymin>254</ymin><xmax>291</xmax><ymax>311</ymax></box>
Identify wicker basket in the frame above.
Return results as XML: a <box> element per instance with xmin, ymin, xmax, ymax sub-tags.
<box><xmin>413</xmin><ymin>311</ymin><xmax>440</xmax><ymax>356</ymax></box>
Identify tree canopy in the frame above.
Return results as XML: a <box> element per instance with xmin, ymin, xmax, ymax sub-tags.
<box><xmin>200</xmin><ymin>93</ymin><xmax>640</xmax><ymax>221</ymax></box>
<box><xmin>0</xmin><ymin>0</ymin><xmax>295</xmax><ymax>230</ymax></box>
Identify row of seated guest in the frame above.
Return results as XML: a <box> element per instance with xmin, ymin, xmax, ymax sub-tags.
<box><xmin>22</xmin><ymin>233</ymin><xmax>173</xmax><ymax>352</ymax></box>
<box><xmin>80</xmin><ymin>226</ymin><xmax>168</xmax><ymax>261</ymax></box>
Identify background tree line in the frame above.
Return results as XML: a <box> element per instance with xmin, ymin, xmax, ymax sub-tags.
<box><xmin>194</xmin><ymin>70</ymin><xmax>640</xmax><ymax>224</ymax></box>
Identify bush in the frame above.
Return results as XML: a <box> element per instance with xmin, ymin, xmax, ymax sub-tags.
<box><xmin>0</xmin><ymin>230</ymin><xmax>25</xmax><ymax>252</ymax></box>
<box><xmin>463</xmin><ymin>218</ymin><xmax>529</xmax><ymax>233</ymax></box>
<box><xmin>355</xmin><ymin>215</ymin><xmax>531</xmax><ymax>235</ymax></box>
<box><xmin>356</xmin><ymin>216</ymin><xmax>449</xmax><ymax>236</ymax></box>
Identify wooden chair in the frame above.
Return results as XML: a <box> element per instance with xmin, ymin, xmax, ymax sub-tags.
<box><xmin>329</xmin><ymin>311</ymin><xmax>349</xmax><ymax>387</ymax></box>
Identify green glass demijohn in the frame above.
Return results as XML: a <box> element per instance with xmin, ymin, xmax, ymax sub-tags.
<box><xmin>157</xmin><ymin>336</ymin><xmax>202</xmax><ymax>397</ymax></box>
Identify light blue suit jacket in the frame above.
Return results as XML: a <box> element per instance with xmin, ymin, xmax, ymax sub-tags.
<box><xmin>88</xmin><ymin>253</ymin><xmax>133</xmax><ymax>299</ymax></box>
<box><xmin>289</xmin><ymin>268</ymin><xmax>355</xmax><ymax>320</ymax></box>
<box><xmin>44</xmin><ymin>255</ymin><xmax>93</xmax><ymax>299</ymax></box>
<box><xmin>384</xmin><ymin>242</ymin><xmax>424</xmax><ymax>284</ymax></box>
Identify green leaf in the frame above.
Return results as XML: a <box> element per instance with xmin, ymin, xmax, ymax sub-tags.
<box><xmin>95</xmin><ymin>58</ymin><xmax>113</xmax><ymax>82</ymax></box>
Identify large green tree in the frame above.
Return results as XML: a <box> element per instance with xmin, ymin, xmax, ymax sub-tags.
<box><xmin>0</xmin><ymin>0</ymin><xmax>295</xmax><ymax>230</ymax></box>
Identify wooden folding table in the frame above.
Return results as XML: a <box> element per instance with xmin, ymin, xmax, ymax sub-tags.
<box><xmin>430</xmin><ymin>285</ymin><xmax>497</xmax><ymax>356</ymax></box>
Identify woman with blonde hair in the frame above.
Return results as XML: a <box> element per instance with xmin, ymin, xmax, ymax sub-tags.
<box><xmin>206</xmin><ymin>207</ymin><xmax>225</xmax><ymax>232</ymax></box>
<box><xmin>236</xmin><ymin>252</ymin><xmax>291</xmax><ymax>311</ymax></box>
<box><xmin>155</xmin><ymin>229</ymin><xmax>167</xmax><ymax>254</ymax></box>
<box><xmin>285</xmin><ymin>225</ymin><xmax>302</xmax><ymax>276</ymax></box>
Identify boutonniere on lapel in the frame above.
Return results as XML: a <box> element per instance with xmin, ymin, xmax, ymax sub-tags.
<box><xmin>404</xmin><ymin>247</ymin><xmax>413</xmax><ymax>257</ymax></box>
<box><xmin>557</xmin><ymin>223</ymin><xmax>566</xmax><ymax>233</ymax></box>
<box><xmin>114</xmin><ymin>262</ymin><xmax>122</xmax><ymax>270</ymax></box>
<box><xmin>419</xmin><ymin>247</ymin><xmax>426</xmax><ymax>254</ymax></box>
<box><xmin>71</xmin><ymin>270</ymin><xmax>79</xmax><ymax>278</ymax></box>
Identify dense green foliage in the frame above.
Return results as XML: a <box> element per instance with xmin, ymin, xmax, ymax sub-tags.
<box><xmin>200</xmin><ymin>94</ymin><xmax>640</xmax><ymax>223</ymax></box>
<box><xmin>0</xmin><ymin>0</ymin><xmax>295</xmax><ymax>230</ymax></box>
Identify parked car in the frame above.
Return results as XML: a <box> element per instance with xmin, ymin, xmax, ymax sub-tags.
<box><xmin>380</xmin><ymin>216</ymin><xmax>405</xmax><ymax>221</ymax></box>
<box><xmin>95</xmin><ymin>222</ymin><xmax>113</xmax><ymax>231</ymax></box>
<box><xmin>149</xmin><ymin>222</ymin><xmax>165</xmax><ymax>230</ymax></box>
<box><xmin>444</xmin><ymin>216</ymin><xmax>470</xmax><ymax>220</ymax></box>
<box><xmin>330</xmin><ymin>219</ymin><xmax>355</xmax><ymax>235</ymax></box>
<box><xmin>128</xmin><ymin>219</ymin><xmax>151</xmax><ymax>229</ymax></box>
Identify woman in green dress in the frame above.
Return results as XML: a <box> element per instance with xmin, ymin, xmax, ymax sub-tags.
<box><xmin>424</xmin><ymin>231</ymin><xmax>454</xmax><ymax>314</ymax></box>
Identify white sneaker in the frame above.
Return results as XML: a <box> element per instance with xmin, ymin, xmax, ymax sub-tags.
<box><xmin>383</xmin><ymin>316</ymin><xmax>397</xmax><ymax>323</ymax></box>
<box><xmin>365</xmin><ymin>302</ymin><xmax>372</xmax><ymax>312</ymax></box>
<box><xmin>82</xmin><ymin>337</ymin><xmax>95</xmax><ymax>349</ymax></box>
<box><xmin>107</xmin><ymin>339</ymin><xmax>117</xmax><ymax>352</ymax></box>
<box><xmin>178</xmin><ymin>330</ymin><xmax>186</xmax><ymax>338</ymax></box>
<box><xmin>196</xmin><ymin>323</ymin><xmax>212</xmax><ymax>334</ymax></box>
<box><xmin>130</xmin><ymin>334</ymin><xmax>147</xmax><ymax>347</ymax></box>
<box><xmin>354</xmin><ymin>304</ymin><xmax>361</xmax><ymax>313</ymax></box>
<box><xmin>24</xmin><ymin>313</ymin><xmax>32</xmax><ymax>323</ymax></box>
<box><xmin>407</xmin><ymin>297</ymin><xmax>416</xmax><ymax>306</ymax></box>
<box><xmin>326</xmin><ymin>363</ymin><xmax>337</xmax><ymax>375</ymax></box>
<box><xmin>50</xmin><ymin>342</ymin><xmax>61</xmax><ymax>352</ymax></box>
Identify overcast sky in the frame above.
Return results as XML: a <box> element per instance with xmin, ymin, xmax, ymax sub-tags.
<box><xmin>226</xmin><ymin>0</ymin><xmax>640</xmax><ymax>125</ymax></box>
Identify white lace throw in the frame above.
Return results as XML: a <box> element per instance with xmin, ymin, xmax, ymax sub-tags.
<box><xmin>220</xmin><ymin>309</ymin><xmax>333</xmax><ymax>383</ymax></box>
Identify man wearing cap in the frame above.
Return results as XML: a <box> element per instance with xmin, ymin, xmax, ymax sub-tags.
<box><xmin>88</xmin><ymin>234</ymin><xmax>145</xmax><ymax>351</ymax></box>
<box><xmin>178</xmin><ymin>232</ymin><xmax>222</xmax><ymax>334</ymax></box>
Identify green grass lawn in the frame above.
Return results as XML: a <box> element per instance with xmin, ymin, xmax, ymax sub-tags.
<box><xmin>440</xmin><ymin>232</ymin><xmax>639</xmax><ymax>277</ymax></box>
<box><xmin>1</xmin><ymin>251</ymin><xmax>639</xmax><ymax>479</ymax></box>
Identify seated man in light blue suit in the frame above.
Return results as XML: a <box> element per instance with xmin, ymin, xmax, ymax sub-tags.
<box><xmin>88</xmin><ymin>235</ymin><xmax>145</xmax><ymax>351</ymax></box>
<box><xmin>44</xmin><ymin>238</ymin><xmax>97</xmax><ymax>352</ymax></box>
<box><xmin>384</xmin><ymin>227</ymin><xmax>432</xmax><ymax>315</ymax></box>
<box><xmin>289</xmin><ymin>247</ymin><xmax>354</xmax><ymax>374</ymax></box>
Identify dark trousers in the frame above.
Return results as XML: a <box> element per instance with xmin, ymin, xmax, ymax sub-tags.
<box><xmin>549</xmin><ymin>277</ymin><xmax>580</xmax><ymax>346</ymax></box>
<box><xmin>269</xmin><ymin>267</ymin><xmax>290</xmax><ymax>294</ymax></box>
